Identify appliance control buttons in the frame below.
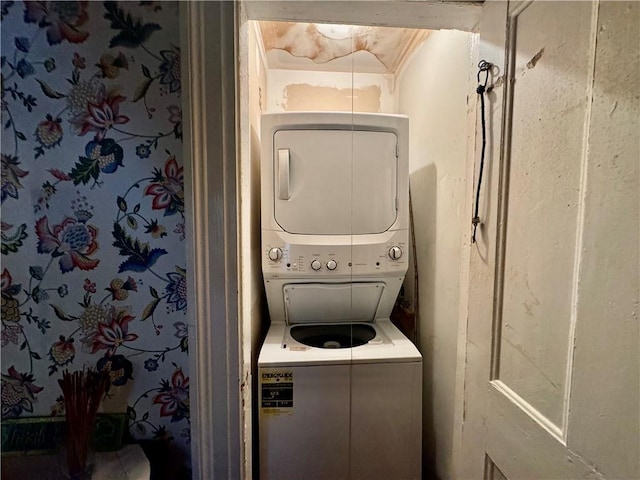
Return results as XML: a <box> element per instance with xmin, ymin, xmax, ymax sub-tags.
<box><xmin>268</xmin><ymin>247</ymin><xmax>283</xmax><ymax>261</ymax></box>
<box><xmin>311</xmin><ymin>260</ymin><xmax>322</xmax><ymax>271</ymax></box>
<box><xmin>389</xmin><ymin>246</ymin><xmax>403</xmax><ymax>260</ymax></box>
<box><xmin>326</xmin><ymin>260</ymin><xmax>337</xmax><ymax>270</ymax></box>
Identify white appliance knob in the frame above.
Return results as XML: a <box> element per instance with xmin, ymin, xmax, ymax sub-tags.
<box><xmin>311</xmin><ymin>260</ymin><xmax>322</xmax><ymax>271</ymax></box>
<box><xmin>389</xmin><ymin>246</ymin><xmax>403</xmax><ymax>260</ymax></box>
<box><xmin>326</xmin><ymin>260</ymin><xmax>337</xmax><ymax>270</ymax></box>
<box><xmin>268</xmin><ymin>247</ymin><xmax>283</xmax><ymax>261</ymax></box>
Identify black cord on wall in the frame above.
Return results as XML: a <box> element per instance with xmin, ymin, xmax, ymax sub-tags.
<box><xmin>472</xmin><ymin>60</ymin><xmax>492</xmax><ymax>244</ymax></box>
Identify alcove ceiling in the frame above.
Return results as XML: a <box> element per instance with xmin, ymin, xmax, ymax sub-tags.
<box><xmin>257</xmin><ymin>21</ymin><xmax>430</xmax><ymax>74</ymax></box>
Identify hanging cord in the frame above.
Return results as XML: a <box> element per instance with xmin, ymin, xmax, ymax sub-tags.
<box><xmin>472</xmin><ymin>60</ymin><xmax>493</xmax><ymax>244</ymax></box>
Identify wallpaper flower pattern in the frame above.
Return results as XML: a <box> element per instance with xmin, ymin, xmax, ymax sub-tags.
<box><xmin>1</xmin><ymin>0</ymin><xmax>190</xmax><ymax>464</ymax></box>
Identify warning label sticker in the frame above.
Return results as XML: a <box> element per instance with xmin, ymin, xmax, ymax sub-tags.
<box><xmin>261</xmin><ymin>371</ymin><xmax>293</xmax><ymax>413</ymax></box>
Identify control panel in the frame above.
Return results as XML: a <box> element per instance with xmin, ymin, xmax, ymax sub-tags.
<box><xmin>262</xmin><ymin>231</ymin><xmax>408</xmax><ymax>278</ymax></box>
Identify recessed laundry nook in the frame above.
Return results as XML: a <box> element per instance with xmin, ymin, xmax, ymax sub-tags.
<box><xmin>1</xmin><ymin>1</ymin><xmax>636</xmax><ymax>478</ymax></box>
<box><xmin>237</xmin><ymin>7</ymin><xmax>476</xmax><ymax>479</ymax></box>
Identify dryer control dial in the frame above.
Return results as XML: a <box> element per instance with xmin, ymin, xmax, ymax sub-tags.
<box><xmin>388</xmin><ymin>246</ymin><xmax>403</xmax><ymax>260</ymax></box>
<box><xmin>311</xmin><ymin>260</ymin><xmax>322</xmax><ymax>271</ymax></box>
<box><xmin>326</xmin><ymin>260</ymin><xmax>337</xmax><ymax>271</ymax></box>
<box><xmin>268</xmin><ymin>247</ymin><xmax>283</xmax><ymax>261</ymax></box>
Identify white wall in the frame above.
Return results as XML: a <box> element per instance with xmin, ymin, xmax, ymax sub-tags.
<box><xmin>239</xmin><ymin>18</ymin><xmax>269</xmax><ymax>478</ymax></box>
<box><xmin>266</xmin><ymin>68</ymin><xmax>397</xmax><ymax>113</ymax></box>
<box><xmin>397</xmin><ymin>29</ymin><xmax>473</xmax><ymax>480</ymax></box>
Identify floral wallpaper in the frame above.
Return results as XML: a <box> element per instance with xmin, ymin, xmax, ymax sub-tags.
<box><xmin>1</xmin><ymin>0</ymin><xmax>190</xmax><ymax>465</ymax></box>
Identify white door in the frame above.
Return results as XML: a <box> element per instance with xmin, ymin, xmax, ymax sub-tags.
<box><xmin>462</xmin><ymin>1</ymin><xmax>639</xmax><ymax>479</ymax></box>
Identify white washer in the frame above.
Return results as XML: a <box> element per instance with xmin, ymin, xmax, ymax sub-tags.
<box><xmin>259</xmin><ymin>320</ymin><xmax>422</xmax><ymax>480</ymax></box>
<box><xmin>258</xmin><ymin>112</ymin><xmax>422</xmax><ymax>480</ymax></box>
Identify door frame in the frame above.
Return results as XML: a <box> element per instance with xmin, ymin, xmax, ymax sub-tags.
<box><xmin>181</xmin><ymin>2</ymin><xmax>242</xmax><ymax>479</ymax></box>
<box><xmin>182</xmin><ymin>1</ymin><xmax>484</xmax><ymax>478</ymax></box>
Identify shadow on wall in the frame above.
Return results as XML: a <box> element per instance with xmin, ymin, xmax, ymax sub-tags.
<box><xmin>250</xmin><ymin>122</ymin><xmax>269</xmax><ymax>477</ymax></box>
<box><xmin>409</xmin><ymin>163</ymin><xmax>438</xmax><ymax>480</ymax></box>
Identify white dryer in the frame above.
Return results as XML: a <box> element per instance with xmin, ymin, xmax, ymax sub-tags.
<box><xmin>258</xmin><ymin>112</ymin><xmax>422</xmax><ymax>480</ymax></box>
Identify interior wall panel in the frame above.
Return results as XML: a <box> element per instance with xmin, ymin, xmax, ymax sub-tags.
<box><xmin>496</xmin><ymin>1</ymin><xmax>594</xmax><ymax>430</ymax></box>
<box><xmin>567</xmin><ymin>2</ymin><xmax>640</xmax><ymax>478</ymax></box>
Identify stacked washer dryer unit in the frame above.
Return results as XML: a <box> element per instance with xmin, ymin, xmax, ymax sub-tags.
<box><xmin>258</xmin><ymin>112</ymin><xmax>422</xmax><ymax>480</ymax></box>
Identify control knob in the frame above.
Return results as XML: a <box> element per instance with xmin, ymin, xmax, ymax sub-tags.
<box><xmin>388</xmin><ymin>246</ymin><xmax>403</xmax><ymax>260</ymax></box>
<box><xmin>326</xmin><ymin>260</ymin><xmax>337</xmax><ymax>271</ymax></box>
<box><xmin>311</xmin><ymin>260</ymin><xmax>322</xmax><ymax>271</ymax></box>
<box><xmin>268</xmin><ymin>247</ymin><xmax>283</xmax><ymax>261</ymax></box>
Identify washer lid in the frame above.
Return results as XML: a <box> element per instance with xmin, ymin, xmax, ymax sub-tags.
<box><xmin>283</xmin><ymin>283</ymin><xmax>385</xmax><ymax>324</ymax></box>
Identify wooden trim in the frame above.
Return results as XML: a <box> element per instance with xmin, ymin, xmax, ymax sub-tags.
<box><xmin>181</xmin><ymin>2</ymin><xmax>242</xmax><ymax>479</ymax></box>
<box><xmin>459</xmin><ymin>0</ymin><xmax>510</xmax><ymax>476</ymax></box>
<box><xmin>562</xmin><ymin>0</ymin><xmax>600</xmax><ymax>439</ymax></box>
<box><xmin>486</xmin><ymin>384</ymin><xmax>604</xmax><ymax>479</ymax></box>
<box><xmin>243</xmin><ymin>1</ymin><xmax>483</xmax><ymax>32</ymax></box>
<box><xmin>489</xmin><ymin>0</ymin><xmax>534</xmax><ymax>382</ymax></box>
<box><xmin>451</xmin><ymin>30</ymin><xmax>480</xmax><ymax>480</ymax></box>
<box><xmin>491</xmin><ymin>380</ymin><xmax>564</xmax><ymax>442</ymax></box>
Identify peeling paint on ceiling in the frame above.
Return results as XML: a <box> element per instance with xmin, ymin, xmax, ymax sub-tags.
<box><xmin>258</xmin><ymin>21</ymin><xmax>430</xmax><ymax>74</ymax></box>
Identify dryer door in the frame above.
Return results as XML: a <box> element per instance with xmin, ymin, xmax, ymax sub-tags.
<box><xmin>273</xmin><ymin>129</ymin><xmax>398</xmax><ymax>235</ymax></box>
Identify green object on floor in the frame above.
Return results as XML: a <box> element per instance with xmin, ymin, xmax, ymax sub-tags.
<box><xmin>1</xmin><ymin>413</ymin><xmax>127</xmax><ymax>455</ymax></box>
